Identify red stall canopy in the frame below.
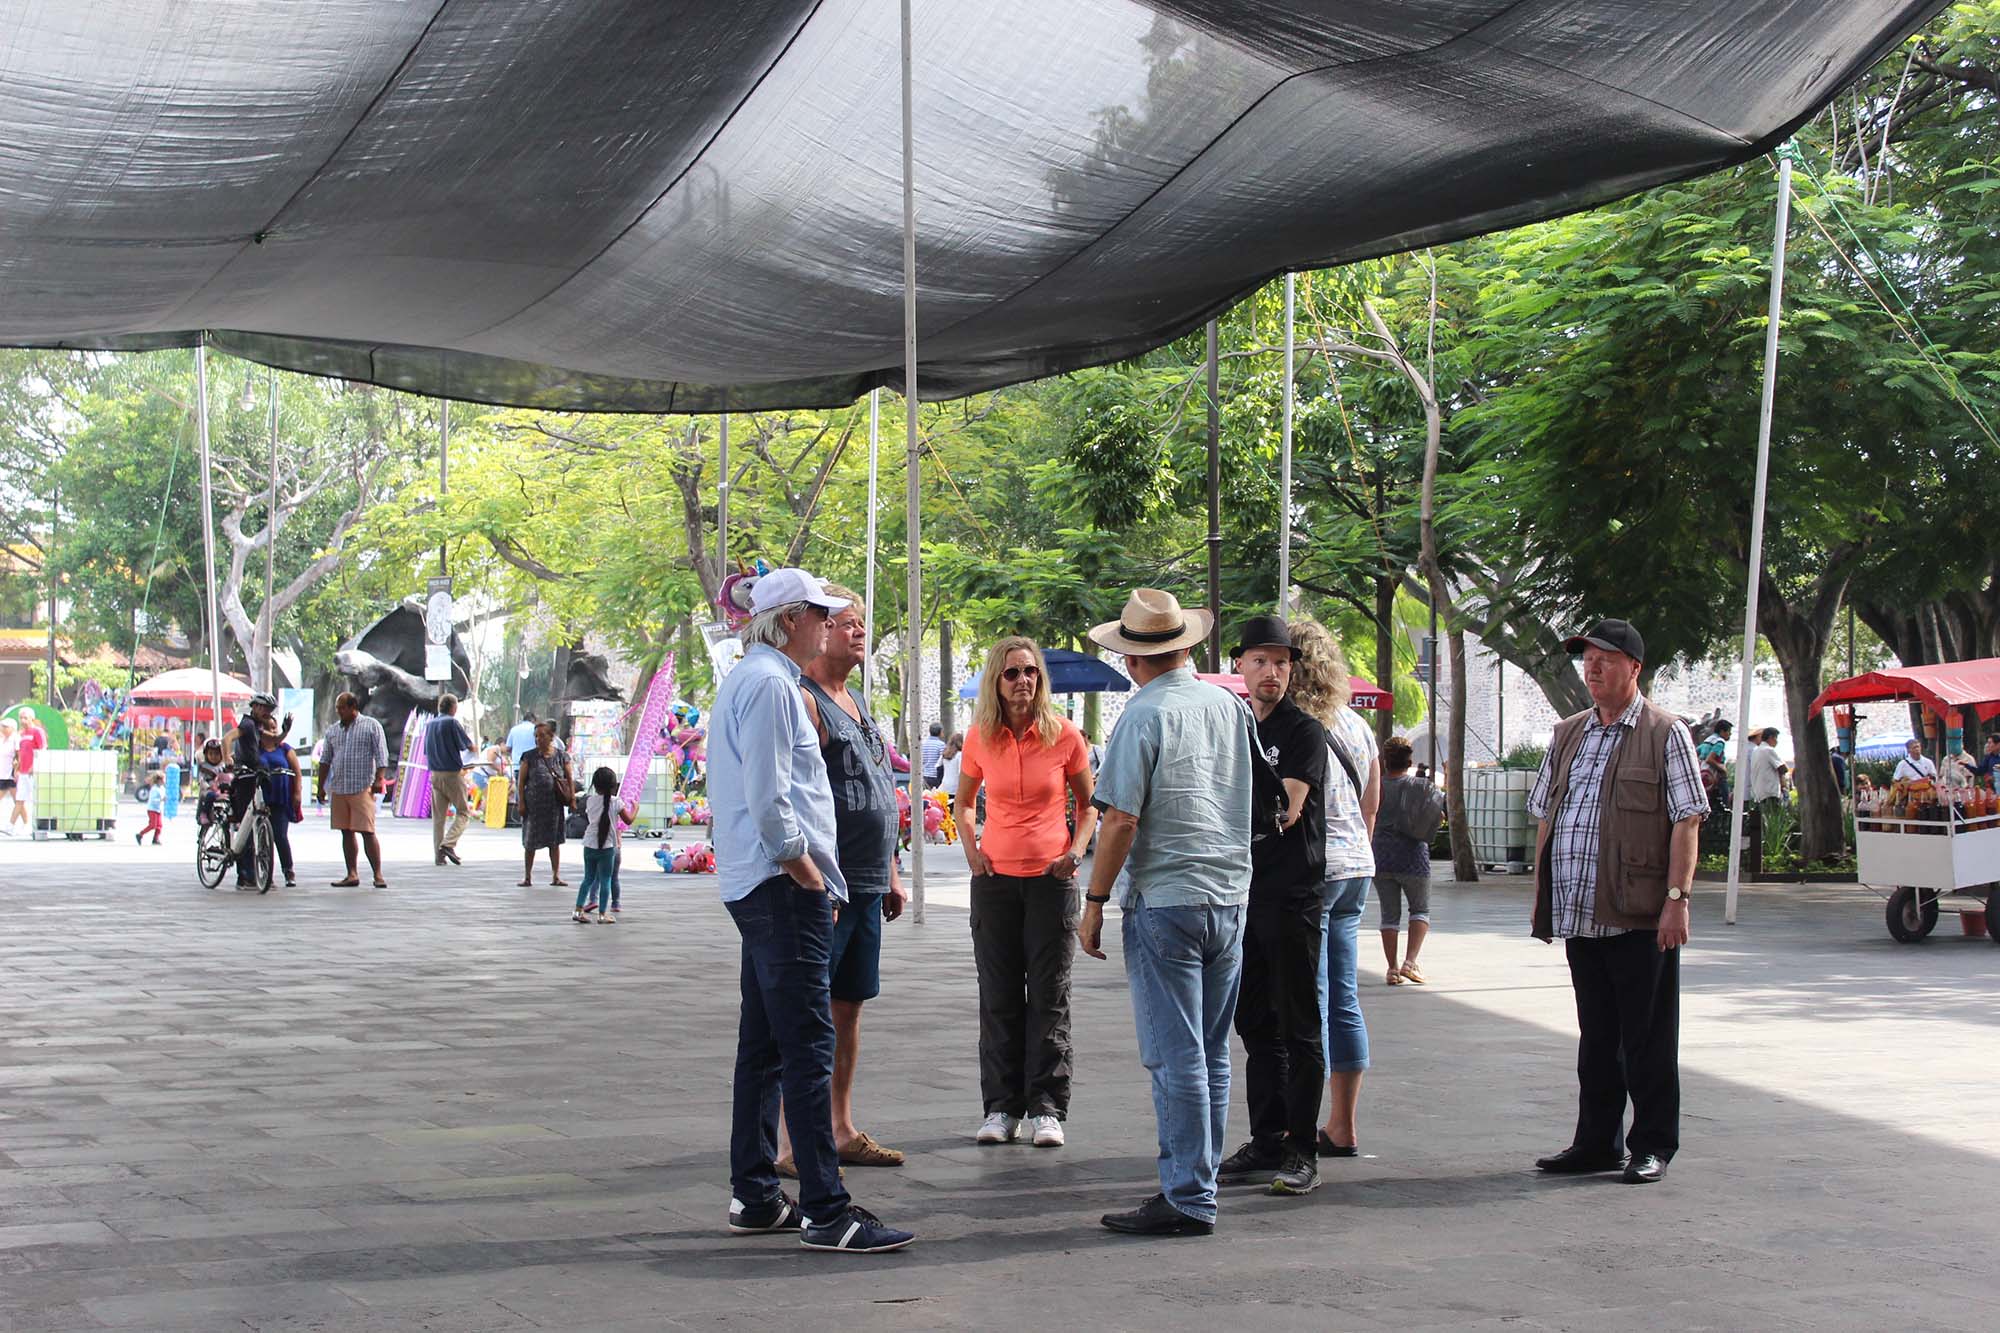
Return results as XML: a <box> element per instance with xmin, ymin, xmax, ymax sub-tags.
<box><xmin>1809</xmin><ymin>658</ymin><xmax>2000</xmax><ymax>724</ymax></box>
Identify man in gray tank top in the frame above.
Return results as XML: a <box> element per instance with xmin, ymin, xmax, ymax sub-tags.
<box><xmin>788</xmin><ymin>583</ymin><xmax>907</xmax><ymax>1172</ymax></box>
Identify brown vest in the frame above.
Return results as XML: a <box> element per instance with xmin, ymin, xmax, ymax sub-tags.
<box><xmin>1532</xmin><ymin>698</ymin><xmax>1677</xmax><ymax>941</ymax></box>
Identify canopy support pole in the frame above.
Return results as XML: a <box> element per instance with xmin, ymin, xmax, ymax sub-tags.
<box><xmin>194</xmin><ymin>343</ymin><xmax>224</xmax><ymax>729</ymax></box>
<box><xmin>1277</xmin><ymin>273</ymin><xmax>1294</xmax><ymax>612</ymax></box>
<box><xmin>263</xmin><ymin>369</ymin><xmax>279</xmax><ymax>691</ymax></box>
<box><xmin>1725</xmin><ymin>154</ymin><xmax>1793</xmax><ymax>928</ymax></box>
<box><xmin>900</xmin><ymin>0</ymin><xmax>924</xmax><ymax>923</ymax></box>
<box><xmin>864</xmin><ymin>389</ymin><xmax>880</xmax><ymax>702</ymax></box>
<box><xmin>437</xmin><ymin>398</ymin><xmax>449</xmax><ymax>579</ymax></box>
<box><xmin>717</xmin><ymin>409</ymin><xmax>730</xmax><ymax>580</ymax></box>
<box><xmin>1205</xmin><ymin>319</ymin><xmax>1221</xmax><ymax>669</ymax></box>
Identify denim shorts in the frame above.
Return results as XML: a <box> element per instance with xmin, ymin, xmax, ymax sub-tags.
<box><xmin>829</xmin><ymin>890</ymin><xmax>885</xmax><ymax>1003</ymax></box>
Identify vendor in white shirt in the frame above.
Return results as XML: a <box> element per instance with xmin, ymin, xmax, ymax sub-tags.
<box><xmin>1893</xmin><ymin>738</ymin><xmax>1939</xmax><ymax>784</ymax></box>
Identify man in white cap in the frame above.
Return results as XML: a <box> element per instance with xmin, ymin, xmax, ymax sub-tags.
<box><xmin>708</xmin><ymin>567</ymin><xmax>914</xmax><ymax>1255</ymax></box>
<box><xmin>1079</xmin><ymin>587</ymin><xmax>1255</xmax><ymax>1237</ymax></box>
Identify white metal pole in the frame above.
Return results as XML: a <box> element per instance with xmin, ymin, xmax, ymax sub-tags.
<box><xmin>900</xmin><ymin>0</ymin><xmax>925</xmax><ymax>923</ymax></box>
<box><xmin>263</xmin><ymin>368</ymin><xmax>278</xmax><ymax>691</ymax></box>
<box><xmin>864</xmin><ymin>388</ymin><xmax>880</xmax><ymax>702</ymax></box>
<box><xmin>194</xmin><ymin>344</ymin><xmax>225</xmax><ymax>729</ymax></box>
<box><xmin>1725</xmin><ymin>154</ymin><xmax>1793</xmax><ymax>927</ymax></box>
<box><xmin>717</xmin><ymin>409</ymin><xmax>730</xmax><ymax>580</ymax></box>
<box><xmin>1278</xmin><ymin>272</ymin><xmax>1295</xmax><ymax>611</ymax></box>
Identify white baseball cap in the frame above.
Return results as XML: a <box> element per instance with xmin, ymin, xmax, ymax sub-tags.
<box><xmin>748</xmin><ymin>567</ymin><xmax>851</xmax><ymax>615</ymax></box>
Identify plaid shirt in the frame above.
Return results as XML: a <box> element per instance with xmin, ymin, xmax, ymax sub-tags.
<box><xmin>320</xmin><ymin>714</ymin><xmax>389</xmax><ymax>796</ymax></box>
<box><xmin>1527</xmin><ymin>695</ymin><xmax>1706</xmax><ymax>938</ymax></box>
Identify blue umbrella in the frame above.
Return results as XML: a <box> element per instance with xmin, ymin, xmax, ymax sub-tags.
<box><xmin>1854</xmin><ymin>733</ymin><xmax>1916</xmax><ymax>762</ymax></box>
<box><xmin>960</xmin><ymin>649</ymin><xmax>1129</xmax><ymax>700</ymax></box>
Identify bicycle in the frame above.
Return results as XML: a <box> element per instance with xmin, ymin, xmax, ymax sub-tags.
<box><xmin>197</xmin><ymin>773</ymin><xmax>276</xmax><ymax>893</ymax></box>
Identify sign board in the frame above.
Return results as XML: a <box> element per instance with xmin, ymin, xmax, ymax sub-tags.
<box><xmin>277</xmin><ymin>687</ymin><xmax>316</xmax><ymax>749</ymax></box>
<box><xmin>701</xmin><ymin>620</ymin><xmax>744</xmax><ymax>682</ymax></box>
<box><xmin>423</xmin><ymin>576</ymin><xmax>454</xmax><ymax>681</ymax></box>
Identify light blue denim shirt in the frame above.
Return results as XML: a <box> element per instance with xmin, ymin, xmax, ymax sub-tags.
<box><xmin>709</xmin><ymin>644</ymin><xmax>849</xmax><ymax>904</ymax></box>
<box><xmin>1092</xmin><ymin>664</ymin><xmax>1254</xmax><ymax>910</ymax></box>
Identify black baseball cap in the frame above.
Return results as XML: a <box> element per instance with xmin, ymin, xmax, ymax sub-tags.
<box><xmin>1562</xmin><ymin>618</ymin><xmax>1645</xmax><ymax>663</ymax></box>
<box><xmin>1230</xmin><ymin>614</ymin><xmax>1299</xmax><ymax>661</ymax></box>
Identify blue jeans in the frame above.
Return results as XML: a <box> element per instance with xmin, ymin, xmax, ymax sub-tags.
<box><xmin>724</xmin><ymin>875</ymin><xmax>850</xmax><ymax>1224</ymax></box>
<box><xmin>576</xmin><ymin>846</ymin><xmax>620</xmax><ymax>910</ymax></box>
<box><xmin>1319</xmin><ymin>876</ymin><xmax>1371</xmax><ymax>1072</ymax></box>
<box><xmin>1122</xmin><ymin>902</ymin><xmax>1245</xmax><ymax>1224</ymax></box>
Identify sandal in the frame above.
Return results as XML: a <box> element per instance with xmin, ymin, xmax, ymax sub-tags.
<box><xmin>517</xmin><ymin>879</ymin><xmax>534</xmax><ymax>887</ymax></box>
<box><xmin>330</xmin><ymin>878</ymin><xmax>360</xmax><ymax>887</ymax></box>
<box><xmin>551</xmin><ymin>878</ymin><xmax>569</xmax><ymax>887</ymax></box>
<box><xmin>1399</xmin><ymin>961</ymin><xmax>1427</xmax><ymax>984</ymax></box>
<box><xmin>1387</xmin><ymin>968</ymin><xmax>1406</xmax><ymax>986</ymax></box>
<box><xmin>837</xmin><ymin>1131</ymin><xmax>906</xmax><ymax>1167</ymax></box>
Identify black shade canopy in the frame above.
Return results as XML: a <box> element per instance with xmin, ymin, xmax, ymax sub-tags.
<box><xmin>0</xmin><ymin>0</ymin><xmax>1941</xmax><ymax>410</ymax></box>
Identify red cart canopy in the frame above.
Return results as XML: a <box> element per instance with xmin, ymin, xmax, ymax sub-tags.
<box><xmin>1809</xmin><ymin>658</ymin><xmax>2000</xmax><ymax>724</ymax></box>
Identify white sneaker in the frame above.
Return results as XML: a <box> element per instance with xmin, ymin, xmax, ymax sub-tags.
<box><xmin>975</xmin><ymin>1111</ymin><xmax>1019</xmax><ymax>1145</ymax></box>
<box><xmin>1027</xmin><ymin>1114</ymin><xmax>1064</xmax><ymax>1148</ymax></box>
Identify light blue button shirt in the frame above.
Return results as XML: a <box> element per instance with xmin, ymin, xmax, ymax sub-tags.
<box><xmin>1092</xmin><ymin>665</ymin><xmax>1254</xmax><ymax>910</ymax></box>
<box><xmin>709</xmin><ymin>644</ymin><xmax>849</xmax><ymax>904</ymax></box>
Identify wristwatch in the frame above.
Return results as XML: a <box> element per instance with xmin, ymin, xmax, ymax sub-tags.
<box><xmin>1666</xmin><ymin>886</ymin><xmax>1687</xmax><ymax>902</ymax></box>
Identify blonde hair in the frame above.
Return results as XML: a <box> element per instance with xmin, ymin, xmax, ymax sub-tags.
<box><xmin>1285</xmin><ymin>618</ymin><xmax>1353</xmax><ymax>726</ymax></box>
<box><xmin>974</xmin><ymin>636</ymin><xmax>1065</xmax><ymax>749</ymax></box>
<box><xmin>822</xmin><ymin>582</ymin><xmax>864</xmax><ymax>619</ymax></box>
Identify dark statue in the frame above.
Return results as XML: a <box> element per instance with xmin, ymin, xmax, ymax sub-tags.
<box><xmin>335</xmin><ymin>601</ymin><xmax>472</xmax><ymax>762</ymax></box>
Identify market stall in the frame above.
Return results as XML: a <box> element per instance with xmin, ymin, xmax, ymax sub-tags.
<box><xmin>1810</xmin><ymin>658</ymin><xmax>2000</xmax><ymax>943</ymax></box>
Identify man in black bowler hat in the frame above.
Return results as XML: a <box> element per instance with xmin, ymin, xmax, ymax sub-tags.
<box><xmin>1524</xmin><ymin>619</ymin><xmax>1707</xmax><ymax>1184</ymax></box>
<box><xmin>1217</xmin><ymin>615</ymin><xmax>1332</xmax><ymax>1198</ymax></box>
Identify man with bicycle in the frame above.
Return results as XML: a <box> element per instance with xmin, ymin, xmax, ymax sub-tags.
<box><xmin>229</xmin><ymin>693</ymin><xmax>283</xmax><ymax>888</ymax></box>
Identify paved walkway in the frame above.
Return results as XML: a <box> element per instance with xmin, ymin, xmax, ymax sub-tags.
<box><xmin>1</xmin><ymin>804</ymin><xmax>1996</xmax><ymax>1331</ymax></box>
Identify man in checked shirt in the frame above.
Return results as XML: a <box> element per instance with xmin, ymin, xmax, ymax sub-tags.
<box><xmin>1525</xmin><ymin>619</ymin><xmax>1704</xmax><ymax>1186</ymax></box>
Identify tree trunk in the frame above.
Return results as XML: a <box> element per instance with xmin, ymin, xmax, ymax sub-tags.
<box><xmin>1758</xmin><ymin>569</ymin><xmax>1854</xmax><ymax>864</ymax></box>
<box><xmin>1445</xmin><ymin>624</ymin><xmax>1478</xmax><ymax>882</ymax></box>
<box><xmin>1374</xmin><ymin>566</ymin><xmax>1396</xmax><ymax>745</ymax></box>
<box><xmin>938</xmin><ymin>619</ymin><xmax>954</xmax><ymax>736</ymax></box>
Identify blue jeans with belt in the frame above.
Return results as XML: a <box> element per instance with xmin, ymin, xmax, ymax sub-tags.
<box><xmin>1122</xmin><ymin>901</ymin><xmax>1245</xmax><ymax>1224</ymax></box>
<box><xmin>1319</xmin><ymin>876</ymin><xmax>1372</xmax><ymax>1073</ymax></box>
<box><xmin>724</xmin><ymin>874</ymin><xmax>851</xmax><ymax>1225</ymax></box>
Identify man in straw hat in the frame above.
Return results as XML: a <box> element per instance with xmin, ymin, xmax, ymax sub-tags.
<box><xmin>1080</xmin><ymin>588</ymin><xmax>1256</xmax><ymax>1237</ymax></box>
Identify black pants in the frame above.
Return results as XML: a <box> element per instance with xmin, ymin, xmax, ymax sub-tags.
<box><xmin>1234</xmin><ymin>885</ymin><xmax>1331</xmax><ymax>1155</ymax></box>
<box><xmin>969</xmin><ymin>872</ymin><xmax>1078</xmax><ymax>1119</ymax></box>
<box><xmin>1565</xmin><ymin>930</ymin><xmax>1680</xmax><ymax>1162</ymax></box>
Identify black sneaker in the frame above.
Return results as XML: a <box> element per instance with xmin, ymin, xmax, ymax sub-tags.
<box><xmin>726</xmin><ymin>1192</ymin><xmax>802</xmax><ymax>1234</ymax></box>
<box><xmin>1100</xmin><ymin>1193</ymin><xmax>1214</xmax><ymax>1237</ymax></box>
<box><xmin>800</xmin><ymin>1204</ymin><xmax>915</xmax><ymax>1253</ymax></box>
<box><xmin>1217</xmin><ymin>1140</ymin><xmax>1283</xmax><ymax>1184</ymax></box>
<box><xmin>1269</xmin><ymin>1150</ymin><xmax>1320</xmax><ymax>1196</ymax></box>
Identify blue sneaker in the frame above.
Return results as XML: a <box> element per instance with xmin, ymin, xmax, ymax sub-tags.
<box><xmin>800</xmin><ymin>1204</ymin><xmax>914</xmax><ymax>1253</ymax></box>
<box><xmin>727</xmin><ymin>1192</ymin><xmax>802</xmax><ymax>1235</ymax></box>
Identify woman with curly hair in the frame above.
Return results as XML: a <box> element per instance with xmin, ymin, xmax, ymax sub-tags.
<box><xmin>1285</xmin><ymin>619</ymin><xmax>1380</xmax><ymax>1158</ymax></box>
<box><xmin>957</xmin><ymin>635</ymin><xmax>1098</xmax><ymax>1149</ymax></box>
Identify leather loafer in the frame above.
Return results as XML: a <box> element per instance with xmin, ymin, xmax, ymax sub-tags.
<box><xmin>1101</xmin><ymin>1194</ymin><xmax>1213</xmax><ymax>1237</ymax></box>
<box><xmin>1535</xmin><ymin>1145</ymin><xmax>1625</xmax><ymax>1174</ymax></box>
<box><xmin>1622</xmin><ymin>1153</ymin><xmax>1667</xmax><ymax>1184</ymax></box>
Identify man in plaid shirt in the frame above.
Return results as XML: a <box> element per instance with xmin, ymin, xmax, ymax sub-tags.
<box><xmin>1526</xmin><ymin>620</ymin><xmax>1704</xmax><ymax>1186</ymax></box>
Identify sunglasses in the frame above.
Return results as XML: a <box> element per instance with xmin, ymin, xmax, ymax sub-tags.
<box><xmin>1002</xmin><ymin>665</ymin><xmax>1041</xmax><ymax>683</ymax></box>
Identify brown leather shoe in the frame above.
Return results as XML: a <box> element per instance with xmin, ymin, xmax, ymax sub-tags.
<box><xmin>837</xmin><ymin>1131</ymin><xmax>905</xmax><ymax>1167</ymax></box>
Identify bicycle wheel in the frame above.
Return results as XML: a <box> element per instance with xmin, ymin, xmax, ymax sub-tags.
<box><xmin>196</xmin><ymin>821</ymin><xmax>230</xmax><ymax>889</ymax></box>
<box><xmin>252</xmin><ymin>815</ymin><xmax>276</xmax><ymax>895</ymax></box>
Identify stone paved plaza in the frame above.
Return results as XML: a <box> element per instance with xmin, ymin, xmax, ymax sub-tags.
<box><xmin>1</xmin><ymin>804</ymin><xmax>1996</xmax><ymax>1331</ymax></box>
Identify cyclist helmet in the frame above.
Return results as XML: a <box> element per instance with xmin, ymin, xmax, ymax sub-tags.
<box><xmin>249</xmin><ymin>691</ymin><xmax>278</xmax><ymax>710</ymax></box>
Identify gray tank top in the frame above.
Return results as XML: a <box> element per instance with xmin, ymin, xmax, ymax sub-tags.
<box><xmin>800</xmin><ymin>676</ymin><xmax>897</xmax><ymax>892</ymax></box>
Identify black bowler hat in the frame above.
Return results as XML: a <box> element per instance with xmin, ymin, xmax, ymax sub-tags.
<box><xmin>1562</xmin><ymin>618</ymin><xmax>1645</xmax><ymax>663</ymax></box>
<box><xmin>1230</xmin><ymin>614</ymin><xmax>1298</xmax><ymax>661</ymax></box>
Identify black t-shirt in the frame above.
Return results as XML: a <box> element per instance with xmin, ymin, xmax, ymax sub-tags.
<box><xmin>1251</xmin><ymin>697</ymin><xmax>1329</xmax><ymax>896</ymax></box>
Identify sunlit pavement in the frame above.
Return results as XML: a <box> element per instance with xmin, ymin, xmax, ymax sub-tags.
<box><xmin>0</xmin><ymin>802</ymin><xmax>1995</xmax><ymax>1330</ymax></box>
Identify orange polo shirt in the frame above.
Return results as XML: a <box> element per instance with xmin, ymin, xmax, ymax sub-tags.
<box><xmin>961</xmin><ymin>718</ymin><xmax>1089</xmax><ymax>877</ymax></box>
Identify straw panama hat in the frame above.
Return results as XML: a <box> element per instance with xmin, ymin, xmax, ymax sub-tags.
<box><xmin>1088</xmin><ymin>588</ymin><xmax>1214</xmax><ymax>657</ymax></box>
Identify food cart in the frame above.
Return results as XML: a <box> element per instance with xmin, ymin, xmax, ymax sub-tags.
<box><xmin>1810</xmin><ymin>658</ymin><xmax>2000</xmax><ymax>944</ymax></box>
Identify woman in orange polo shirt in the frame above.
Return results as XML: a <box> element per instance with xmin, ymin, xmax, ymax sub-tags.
<box><xmin>957</xmin><ymin>636</ymin><xmax>1098</xmax><ymax>1150</ymax></box>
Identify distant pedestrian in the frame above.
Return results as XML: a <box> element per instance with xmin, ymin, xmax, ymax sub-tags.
<box><xmin>10</xmin><ymin>709</ymin><xmax>45</xmax><ymax>833</ymax></box>
<box><xmin>0</xmin><ymin>717</ymin><xmax>18</xmax><ymax>832</ymax></box>
<box><xmin>426</xmin><ymin>694</ymin><xmax>475</xmax><ymax>866</ymax></box>
<box><xmin>1527</xmin><ymin>619</ymin><xmax>1704</xmax><ymax>1186</ymax></box>
<box><xmin>507</xmin><ymin>711</ymin><xmax>539</xmax><ymax>765</ymax></box>
<box><xmin>709</xmin><ymin>566</ymin><xmax>914</xmax><ymax>1254</ymax></box>
<box><xmin>136</xmin><ymin>772</ymin><xmax>166</xmax><ymax>845</ymax></box>
<box><xmin>316</xmin><ymin>692</ymin><xmax>390</xmax><ymax>888</ymax></box>
<box><xmin>515</xmin><ymin>720</ymin><xmax>574</xmax><ymax>887</ymax></box>
<box><xmin>1080</xmin><ymin>588</ymin><xmax>1253</xmax><ymax>1238</ymax></box>
<box><xmin>1828</xmin><ymin>746</ymin><xmax>1849</xmax><ymax>795</ymax></box>
<box><xmin>1892</xmin><ymin>737</ymin><xmax>1937</xmax><ymax>785</ymax></box>
<box><xmin>1373</xmin><ymin>737</ymin><xmax>1444</xmax><ymax>986</ymax></box>
<box><xmin>1695</xmin><ymin>720</ymin><xmax>1732</xmax><ymax>803</ymax></box>
<box><xmin>1973</xmin><ymin>734</ymin><xmax>2000</xmax><ymax>783</ymax></box>
<box><xmin>958</xmin><ymin>634</ymin><xmax>1095</xmax><ymax>1150</ymax></box>
<box><xmin>920</xmin><ymin>723</ymin><xmax>946</xmax><ymax>789</ymax></box>
<box><xmin>573</xmin><ymin>766</ymin><xmax>634</xmax><ymax>924</ymax></box>
<box><xmin>1746</xmin><ymin>728</ymin><xmax>1787</xmax><ymax>811</ymax></box>
<box><xmin>1286</xmin><ymin>617</ymin><xmax>1379</xmax><ymax>1160</ymax></box>
<box><xmin>254</xmin><ymin>715</ymin><xmax>304</xmax><ymax>888</ymax></box>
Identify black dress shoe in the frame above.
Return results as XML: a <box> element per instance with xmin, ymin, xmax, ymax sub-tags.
<box><xmin>1317</xmin><ymin>1130</ymin><xmax>1358</xmax><ymax>1158</ymax></box>
<box><xmin>1101</xmin><ymin>1194</ymin><xmax>1213</xmax><ymax>1237</ymax></box>
<box><xmin>1622</xmin><ymin>1153</ymin><xmax>1666</xmax><ymax>1184</ymax></box>
<box><xmin>441</xmin><ymin>846</ymin><xmax>461</xmax><ymax>865</ymax></box>
<box><xmin>1535</xmin><ymin>1145</ymin><xmax>1625</xmax><ymax>1174</ymax></box>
